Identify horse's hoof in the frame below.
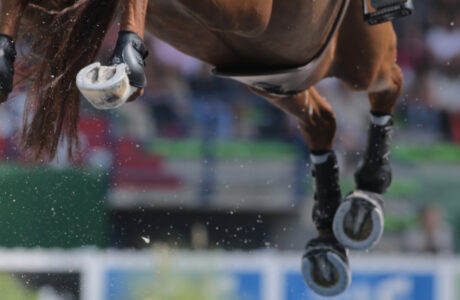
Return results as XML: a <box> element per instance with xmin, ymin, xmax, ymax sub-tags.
<box><xmin>302</xmin><ymin>237</ymin><xmax>351</xmax><ymax>296</ymax></box>
<box><xmin>76</xmin><ymin>62</ymin><xmax>138</xmax><ymax>110</ymax></box>
<box><xmin>333</xmin><ymin>190</ymin><xmax>384</xmax><ymax>251</ymax></box>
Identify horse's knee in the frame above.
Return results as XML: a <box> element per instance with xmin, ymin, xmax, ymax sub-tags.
<box><xmin>299</xmin><ymin>90</ymin><xmax>337</xmax><ymax>151</ymax></box>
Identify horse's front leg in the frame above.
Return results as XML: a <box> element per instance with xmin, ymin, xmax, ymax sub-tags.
<box><xmin>332</xmin><ymin>0</ymin><xmax>403</xmax><ymax>251</ymax></box>
<box><xmin>0</xmin><ymin>0</ymin><xmax>28</xmax><ymax>102</ymax></box>
<box><xmin>76</xmin><ymin>0</ymin><xmax>149</xmax><ymax>109</ymax></box>
<box><xmin>333</xmin><ymin>64</ymin><xmax>402</xmax><ymax>251</ymax></box>
<box><xmin>250</xmin><ymin>87</ymin><xmax>350</xmax><ymax>296</ymax></box>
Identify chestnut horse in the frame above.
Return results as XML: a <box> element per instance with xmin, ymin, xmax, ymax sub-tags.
<box><xmin>0</xmin><ymin>0</ymin><xmax>403</xmax><ymax>296</ymax></box>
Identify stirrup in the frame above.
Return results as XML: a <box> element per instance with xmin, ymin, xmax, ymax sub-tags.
<box><xmin>363</xmin><ymin>0</ymin><xmax>414</xmax><ymax>25</ymax></box>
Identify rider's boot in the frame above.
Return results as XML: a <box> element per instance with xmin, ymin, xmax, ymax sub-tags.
<box><xmin>302</xmin><ymin>151</ymin><xmax>351</xmax><ymax>296</ymax></box>
<box><xmin>0</xmin><ymin>34</ymin><xmax>17</xmax><ymax>103</ymax></box>
<box><xmin>76</xmin><ymin>31</ymin><xmax>148</xmax><ymax>109</ymax></box>
<box><xmin>333</xmin><ymin>113</ymin><xmax>392</xmax><ymax>250</ymax></box>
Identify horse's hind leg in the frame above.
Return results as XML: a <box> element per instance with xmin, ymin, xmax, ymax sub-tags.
<box><xmin>332</xmin><ymin>0</ymin><xmax>403</xmax><ymax>251</ymax></box>
<box><xmin>78</xmin><ymin>0</ymin><xmax>149</xmax><ymax>108</ymax></box>
<box><xmin>0</xmin><ymin>0</ymin><xmax>28</xmax><ymax>102</ymax></box>
<box><xmin>250</xmin><ymin>87</ymin><xmax>350</xmax><ymax>296</ymax></box>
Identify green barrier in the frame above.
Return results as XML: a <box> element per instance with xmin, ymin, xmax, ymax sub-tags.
<box><xmin>0</xmin><ymin>165</ymin><xmax>108</xmax><ymax>248</ymax></box>
<box><xmin>147</xmin><ymin>139</ymin><xmax>297</xmax><ymax>160</ymax></box>
<box><xmin>393</xmin><ymin>143</ymin><xmax>460</xmax><ymax>164</ymax></box>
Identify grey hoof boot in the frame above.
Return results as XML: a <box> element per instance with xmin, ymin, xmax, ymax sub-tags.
<box><xmin>302</xmin><ymin>236</ymin><xmax>351</xmax><ymax>296</ymax></box>
<box><xmin>333</xmin><ymin>190</ymin><xmax>384</xmax><ymax>251</ymax></box>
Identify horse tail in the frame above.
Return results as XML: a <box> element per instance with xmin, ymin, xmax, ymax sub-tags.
<box><xmin>19</xmin><ymin>0</ymin><xmax>120</xmax><ymax>161</ymax></box>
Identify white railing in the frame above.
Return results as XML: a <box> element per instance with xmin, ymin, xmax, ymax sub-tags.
<box><xmin>0</xmin><ymin>248</ymin><xmax>455</xmax><ymax>300</ymax></box>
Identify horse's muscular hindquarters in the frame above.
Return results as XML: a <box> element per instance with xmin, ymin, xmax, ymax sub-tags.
<box><xmin>177</xmin><ymin>0</ymin><xmax>273</xmax><ymax>37</ymax></box>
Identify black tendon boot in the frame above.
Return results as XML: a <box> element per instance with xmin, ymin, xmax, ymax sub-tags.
<box><xmin>311</xmin><ymin>151</ymin><xmax>342</xmax><ymax>231</ymax></box>
<box><xmin>354</xmin><ymin>113</ymin><xmax>393</xmax><ymax>194</ymax></box>
<box><xmin>302</xmin><ymin>151</ymin><xmax>351</xmax><ymax>297</ymax></box>
<box><xmin>0</xmin><ymin>34</ymin><xmax>17</xmax><ymax>95</ymax></box>
<box><xmin>111</xmin><ymin>31</ymin><xmax>149</xmax><ymax>88</ymax></box>
<box><xmin>332</xmin><ymin>113</ymin><xmax>391</xmax><ymax>252</ymax></box>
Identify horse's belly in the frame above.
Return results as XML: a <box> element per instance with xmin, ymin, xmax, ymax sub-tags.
<box><xmin>146</xmin><ymin>0</ymin><xmax>342</xmax><ymax>71</ymax></box>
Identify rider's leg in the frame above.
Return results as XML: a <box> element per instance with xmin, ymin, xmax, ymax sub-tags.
<box><xmin>0</xmin><ymin>0</ymin><xmax>28</xmax><ymax>102</ymax></box>
<box><xmin>250</xmin><ymin>87</ymin><xmax>350</xmax><ymax>296</ymax></box>
<box><xmin>176</xmin><ymin>0</ymin><xmax>273</xmax><ymax>37</ymax></box>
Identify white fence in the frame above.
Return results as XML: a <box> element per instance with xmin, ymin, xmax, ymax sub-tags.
<box><xmin>0</xmin><ymin>249</ymin><xmax>456</xmax><ymax>300</ymax></box>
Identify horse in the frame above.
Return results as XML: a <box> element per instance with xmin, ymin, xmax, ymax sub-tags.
<box><xmin>0</xmin><ymin>0</ymin><xmax>406</xmax><ymax>296</ymax></box>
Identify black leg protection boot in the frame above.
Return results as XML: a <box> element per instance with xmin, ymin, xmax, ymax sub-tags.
<box><xmin>332</xmin><ymin>113</ymin><xmax>391</xmax><ymax>251</ymax></box>
<box><xmin>0</xmin><ymin>33</ymin><xmax>16</xmax><ymax>95</ymax></box>
<box><xmin>111</xmin><ymin>30</ymin><xmax>149</xmax><ymax>88</ymax></box>
<box><xmin>311</xmin><ymin>151</ymin><xmax>342</xmax><ymax>231</ymax></box>
<box><xmin>354</xmin><ymin>113</ymin><xmax>393</xmax><ymax>194</ymax></box>
<box><xmin>302</xmin><ymin>151</ymin><xmax>351</xmax><ymax>296</ymax></box>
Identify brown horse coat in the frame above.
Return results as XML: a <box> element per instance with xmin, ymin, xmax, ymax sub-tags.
<box><xmin>3</xmin><ymin>0</ymin><xmax>401</xmax><ymax>160</ymax></box>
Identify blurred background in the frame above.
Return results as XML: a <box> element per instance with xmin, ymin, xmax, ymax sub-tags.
<box><xmin>0</xmin><ymin>0</ymin><xmax>459</xmax><ymax>299</ymax></box>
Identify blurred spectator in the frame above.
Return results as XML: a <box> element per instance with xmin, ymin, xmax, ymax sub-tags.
<box><xmin>403</xmin><ymin>205</ymin><xmax>454</xmax><ymax>254</ymax></box>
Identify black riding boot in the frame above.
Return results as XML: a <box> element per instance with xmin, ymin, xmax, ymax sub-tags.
<box><xmin>111</xmin><ymin>31</ymin><xmax>149</xmax><ymax>88</ymax></box>
<box><xmin>354</xmin><ymin>113</ymin><xmax>393</xmax><ymax>194</ymax></box>
<box><xmin>0</xmin><ymin>34</ymin><xmax>16</xmax><ymax>95</ymax></box>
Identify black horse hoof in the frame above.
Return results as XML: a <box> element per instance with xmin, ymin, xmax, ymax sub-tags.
<box><xmin>333</xmin><ymin>190</ymin><xmax>384</xmax><ymax>251</ymax></box>
<box><xmin>301</xmin><ymin>237</ymin><xmax>351</xmax><ymax>296</ymax></box>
